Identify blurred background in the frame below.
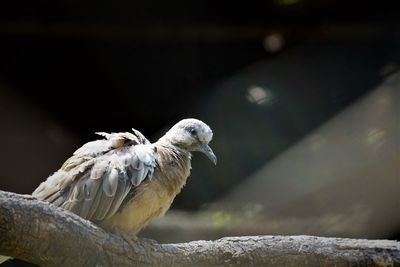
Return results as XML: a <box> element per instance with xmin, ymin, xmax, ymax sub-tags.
<box><xmin>0</xmin><ymin>1</ymin><xmax>399</xmax><ymax>265</ymax></box>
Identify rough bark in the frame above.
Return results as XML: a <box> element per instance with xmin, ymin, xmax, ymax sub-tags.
<box><xmin>0</xmin><ymin>191</ymin><xmax>399</xmax><ymax>267</ymax></box>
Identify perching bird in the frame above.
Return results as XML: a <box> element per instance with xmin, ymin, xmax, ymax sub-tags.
<box><xmin>0</xmin><ymin>118</ymin><xmax>216</xmax><ymax>264</ymax></box>
<box><xmin>36</xmin><ymin>118</ymin><xmax>216</xmax><ymax>234</ymax></box>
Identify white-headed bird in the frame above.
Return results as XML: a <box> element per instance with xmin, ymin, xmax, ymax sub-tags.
<box><xmin>32</xmin><ymin>118</ymin><xmax>216</xmax><ymax>238</ymax></box>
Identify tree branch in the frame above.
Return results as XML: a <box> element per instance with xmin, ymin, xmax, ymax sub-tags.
<box><xmin>0</xmin><ymin>190</ymin><xmax>399</xmax><ymax>266</ymax></box>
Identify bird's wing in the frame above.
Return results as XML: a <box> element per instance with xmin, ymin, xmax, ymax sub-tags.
<box><xmin>60</xmin><ymin>130</ymin><xmax>149</xmax><ymax>171</ymax></box>
<box><xmin>32</xmin><ymin>130</ymin><xmax>156</xmax><ymax>221</ymax></box>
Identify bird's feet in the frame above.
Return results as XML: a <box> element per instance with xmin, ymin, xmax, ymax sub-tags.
<box><xmin>114</xmin><ymin>229</ymin><xmax>138</xmax><ymax>248</ymax></box>
<box><xmin>139</xmin><ymin>237</ymin><xmax>158</xmax><ymax>245</ymax></box>
<box><xmin>113</xmin><ymin>229</ymin><xmax>158</xmax><ymax>248</ymax></box>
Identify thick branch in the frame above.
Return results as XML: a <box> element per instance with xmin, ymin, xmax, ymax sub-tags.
<box><xmin>0</xmin><ymin>191</ymin><xmax>399</xmax><ymax>266</ymax></box>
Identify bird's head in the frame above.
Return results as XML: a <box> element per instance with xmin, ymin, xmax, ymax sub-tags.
<box><xmin>160</xmin><ymin>118</ymin><xmax>217</xmax><ymax>165</ymax></box>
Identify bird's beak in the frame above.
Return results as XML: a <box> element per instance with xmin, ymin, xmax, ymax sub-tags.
<box><xmin>197</xmin><ymin>143</ymin><xmax>217</xmax><ymax>165</ymax></box>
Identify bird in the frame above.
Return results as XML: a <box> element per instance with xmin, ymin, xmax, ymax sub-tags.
<box><xmin>0</xmin><ymin>118</ymin><xmax>216</xmax><ymax>264</ymax></box>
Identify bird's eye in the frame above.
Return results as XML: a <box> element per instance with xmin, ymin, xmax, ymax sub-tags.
<box><xmin>190</xmin><ymin>128</ymin><xmax>197</xmax><ymax>136</ymax></box>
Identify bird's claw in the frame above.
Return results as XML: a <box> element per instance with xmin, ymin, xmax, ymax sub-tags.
<box><xmin>114</xmin><ymin>229</ymin><xmax>138</xmax><ymax>248</ymax></box>
<box><xmin>139</xmin><ymin>237</ymin><xmax>158</xmax><ymax>245</ymax></box>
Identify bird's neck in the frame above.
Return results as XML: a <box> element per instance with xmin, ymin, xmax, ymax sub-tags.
<box><xmin>152</xmin><ymin>140</ymin><xmax>192</xmax><ymax>194</ymax></box>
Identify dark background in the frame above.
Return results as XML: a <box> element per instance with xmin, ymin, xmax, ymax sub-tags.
<box><xmin>1</xmin><ymin>1</ymin><xmax>398</xmax><ymax>139</ymax></box>
<box><xmin>0</xmin><ymin>1</ymin><xmax>399</xmax><ymax>265</ymax></box>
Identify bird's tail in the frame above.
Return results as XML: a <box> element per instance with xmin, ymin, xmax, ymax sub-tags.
<box><xmin>0</xmin><ymin>255</ymin><xmax>12</xmax><ymax>264</ymax></box>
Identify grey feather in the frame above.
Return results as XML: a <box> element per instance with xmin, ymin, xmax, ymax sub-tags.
<box><xmin>129</xmin><ymin>154</ymin><xmax>141</xmax><ymax>169</ymax></box>
<box><xmin>132</xmin><ymin>128</ymin><xmax>151</xmax><ymax>144</ymax></box>
<box><xmin>33</xmin><ymin>130</ymin><xmax>156</xmax><ymax>221</ymax></box>
<box><xmin>90</xmin><ymin>191</ymin><xmax>114</xmax><ymax>220</ymax></box>
<box><xmin>127</xmin><ymin>167</ymin><xmax>143</xmax><ymax>186</ymax></box>
<box><xmin>103</xmin><ymin>168</ymin><xmax>119</xmax><ymax>197</ymax></box>
<box><xmin>106</xmin><ymin>172</ymin><xmax>132</xmax><ymax>217</ymax></box>
<box><xmin>90</xmin><ymin>160</ymin><xmax>108</xmax><ymax>180</ymax></box>
<box><xmin>73</xmin><ymin>140</ymin><xmax>111</xmax><ymax>157</ymax></box>
<box><xmin>79</xmin><ymin>178</ymin><xmax>102</xmax><ymax>218</ymax></box>
<box><xmin>85</xmin><ymin>180</ymin><xmax>104</xmax><ymax>219</ymax></box>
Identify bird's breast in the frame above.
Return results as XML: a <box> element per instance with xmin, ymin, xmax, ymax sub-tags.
<box><xmin>100</xmin><ymin>148</ymin><xmax>191</xmax><ymax>235</ymax></box>
<box><xmin>100</xmin><ymin>162</ymin><xmax>190</xmax><ymax>235</ymax></box>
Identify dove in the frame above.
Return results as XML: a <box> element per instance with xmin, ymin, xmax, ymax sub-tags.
<box><xmin>0</xmin><ymin>118</ymin><xmax>216</xmax><ymax>264</ymax></box>
<box><xmin>35</xmin><ymin>118</ymin><xmax>216</xmax><ymax>234</ymax></box>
